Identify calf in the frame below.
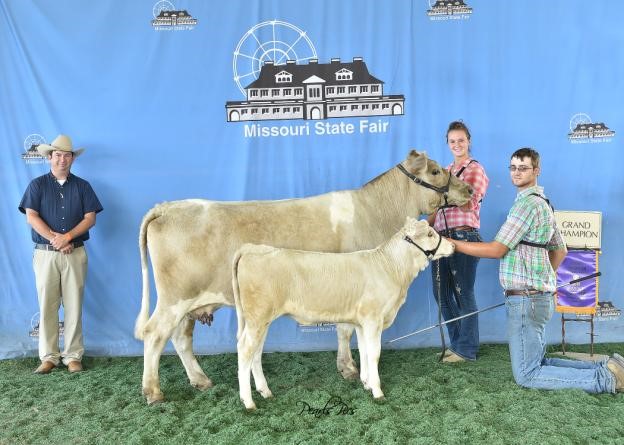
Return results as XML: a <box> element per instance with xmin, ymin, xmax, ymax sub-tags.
<box><xmin>232</xmin><ymin>218</ymin><xmax>454</xmax><ymax>410</ymax></box>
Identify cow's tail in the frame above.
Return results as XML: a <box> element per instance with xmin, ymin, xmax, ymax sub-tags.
<box><xmin>232</xmin><ymin>246</ymin><xmax>246</xmax><ymax>341</ymax></box>
<box><xmin>134</xmin><ymin>205</ymin><xmax>163</xmax><ymax>340</ymax></box>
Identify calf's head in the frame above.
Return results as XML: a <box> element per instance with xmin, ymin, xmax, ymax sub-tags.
<box><xmin>402</xmin><ymin>217</ymin><xmax>455</xmax><ymax>261</ymax></box>
<box><xmin>402</xmin><ymin>150</ymin><xmax>473</xmax><ymax>213</ymax></box>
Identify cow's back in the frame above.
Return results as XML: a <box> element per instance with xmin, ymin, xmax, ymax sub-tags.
<box><xmin>146</xmin><ymin>194</ymin><xmax>363</xmax><ymax>304</ymax></box>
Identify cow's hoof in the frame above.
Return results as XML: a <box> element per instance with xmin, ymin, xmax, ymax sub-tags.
<box><xmin>191</xmin><ymin>377</ymin><xmax>214</xmax><ymax>391</ymax></box>
<box><xmin>258</xmin><ymin>388</ymin><xmax>273</xmax><ymax>399</ymax></box>
<box><xmin>146</xmin><ymin>393</ymin><xmax>165</xmax><ymax>405</ymax></box>
<box><xmin>242</xmin><ymin>400</ymin><xmax>257</xmax><ymax>411</ymax></box>
<box><xmin>339</xmin><ymin>367</ymin><xmax>360</xmax><ymax>380</ymax></box>
<box><xmin>373</xmin><ymin>389</ymin><xmax>386</xmax><ymax>403</ymax></box>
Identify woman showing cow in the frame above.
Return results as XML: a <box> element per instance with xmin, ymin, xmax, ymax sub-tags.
<box><xmin>428</xmin><ymin>120</ymin><xmax>490</xmax><ymax>363</ymax></box>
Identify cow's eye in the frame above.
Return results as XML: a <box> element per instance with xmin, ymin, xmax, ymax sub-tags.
<box><xmin>432</xmin><ymin>169</ymin><xmax>440</xmax><ymax>175</ymax></box>
<box><xmin>428</xmin><ymin>231</ymin><xmax>434</xmax><ymax>237</ymax></box>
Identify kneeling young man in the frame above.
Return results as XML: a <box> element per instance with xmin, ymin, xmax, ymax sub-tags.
<box><xmin>450</xmin><ymin>147</ymin><xmax>624</xmax><ymax>393</ymax></box>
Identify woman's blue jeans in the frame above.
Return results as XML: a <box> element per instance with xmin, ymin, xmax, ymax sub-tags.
<box><xmin>431</xmin><ymin>229</ymin><xmax>481</xmax><ymax>360</ymax></box>
<box><xmin>506</xmin><ymin>293</ymin><xmax>615</xmax><ymax>393</ymax></box>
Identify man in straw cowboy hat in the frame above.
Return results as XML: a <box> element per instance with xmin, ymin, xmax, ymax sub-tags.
<box><xmin>19</xmin><ymin>135</ymin><xmax>103</xmax><ymax>374</ymax></box>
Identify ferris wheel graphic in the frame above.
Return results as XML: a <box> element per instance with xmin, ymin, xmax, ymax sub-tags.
<box><xmin>152</xmin><ymin>0</ymin><xmax>175</xmax><ymax>18</ymax></box>
<box><xmin>569</xmin><ymin>113</ymin><xmax>592</xmax><ymax>131</ymax></box>
<box><xmin>232</xmin><ymin>20</ymin><xmax>318</xmax><ymax>97</ymax></box>
<box><xmin>23</xmin><ymin>134</ymin><xmax>46</xmax><ymax>152</ymax></box>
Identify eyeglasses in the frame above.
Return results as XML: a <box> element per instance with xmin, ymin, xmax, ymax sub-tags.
<box><xmin>508</xmin><ymin>165</ymin><xmax>534</xmax><ymax>173</ymax></box>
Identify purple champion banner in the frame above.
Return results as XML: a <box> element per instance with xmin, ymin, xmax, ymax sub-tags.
<box><xmin>556</xmin><ymin>250</ymin><xmax>599</xmax><ymax>314</ymax></box>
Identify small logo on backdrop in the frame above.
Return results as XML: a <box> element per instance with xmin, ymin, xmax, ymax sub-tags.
<box><xmin>296</xmin><ymin>396</ymin><xmax>355</xmax><ymax>417</ymax></box>
<box><xmin>595</xmin><ymin>301</ymin><xmax>621</xmax><ymax>321</ymax></box>
<box><xmin>427</xmin><ymin>0</ymin><xmax>473</xmax><ymax>21</ymax></box>
<box><xmin>298</xmin><ymin>322</ymin><xmax>336</xmax><ymax>333</ymax></box>
<box><xmin>225</xmin><ymin>20</ymin><xmax>404</xmax><ymax>138</ymax></box>
<box><xmin>151</xmin><ymin>0</ymin><xmax>197</xmax><ymax>31</ymax></box>
<box><xmin>21</xmin><ymin>134</ymin><xmax>48</xmax><ymax>164</ymax></box>
<box><xmin>568</xmin><ymin>113</ymin><xmax>615</xmax><ymax>143</ymax></box>
<box><xmin>29</xmin><ymin>312</ymin><xmax>64</xmax><ymax>338</ymax></box>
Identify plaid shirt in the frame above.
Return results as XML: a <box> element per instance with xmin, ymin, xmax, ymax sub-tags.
<box><xmin>495</xmin><ymin>185</ymin><xmax>566</xmax><ymax>291</ymax></box>
<box><xmin>433</xmin><ymin>158</ymin><xmax>489</xmax><ymax>231</ymax></box>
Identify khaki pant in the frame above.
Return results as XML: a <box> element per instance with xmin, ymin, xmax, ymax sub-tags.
<box><xmin>33</xmin><ymin>246</ymin><xmax>88</xmax><ymax>365</ymax></box>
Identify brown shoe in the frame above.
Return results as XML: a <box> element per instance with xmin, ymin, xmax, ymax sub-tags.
<box><xmin>436</xmin><ymin>349</ymin><xmax>453</xmax><ymax>359</ymax></box>
<box><xmin>442</xmin><ymin>352</ymin><xmax>466</xmax><ymax>363</ymax></box>
<box><xmin>67</xmin><ymin>361</ymin><xmax>83</xmax><ymax>373</ymax></box>
<box><xmin>34</xmin><ymin>361</ymin><xmax>56</xmax><ymax>374</ymax></box>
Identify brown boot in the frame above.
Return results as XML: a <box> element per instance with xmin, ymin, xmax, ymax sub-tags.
<box><xmin>67</xmin><ymin>361</ymin><xmax>83</xmax><ymax>373</ymax></box>
<box><xmin>33</xmin><ymin>361</ymin><xmax>56</xmax><ymax>374</ymax></box>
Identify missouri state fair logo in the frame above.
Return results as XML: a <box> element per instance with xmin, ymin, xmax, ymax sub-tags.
<box><xmin>225</xmin><ymin>20</ymin><xmax>405</xmax><ymax>138</ymax></box>
<box><xmin>427</xmin><ymin>0</ymin><xmax>473</xmax><ymax>21</ymax></box>
<box><xmin>29</xmin><ymin>312</ymin><xmax>65</xmax><ymax>339</ymax></box>
<box><xmin>20</xmin><ymin>134</ymin><xmax>48</xmax><ymax>165</ymax></box>
<box><xmin>568</xmin><ymin>113</ymin><xmax>615</xmax><ymax>144</ymax></box>
<box><xmin>151</xmin><ymin>1</ymin><xmax>197</xmax><ymax>31</ymax></box>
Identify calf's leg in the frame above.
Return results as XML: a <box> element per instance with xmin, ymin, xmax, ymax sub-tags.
<box><xmin>251</xmin><ymin>328</ymin><xmax>272</xmax><ymax>399</ymax></box>
<box><xmin>363</xmin><ymin>322</ymin><xmax>384</xmax><ymax>399</ymax></box>
<box><xmin>237</xmin><ymin>325</ymin><xmax>265</xmax><ymax>410</ymax></box>
<box><xmin>355</xmin><ymin>325</ymin><xmax>370</xmax><ymax>390</ymax></box>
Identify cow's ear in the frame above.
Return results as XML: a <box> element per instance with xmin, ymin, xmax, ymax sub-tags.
<box><xmin>406</xmin><ymin>150</ymin><xmax>427</xmax><ymax>173</ymax></box>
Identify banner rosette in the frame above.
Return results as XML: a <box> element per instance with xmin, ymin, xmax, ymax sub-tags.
<box><xmin>555</xmin><ymin>249</ymin><xmax>599</xmax><ymax>315</ymax></box>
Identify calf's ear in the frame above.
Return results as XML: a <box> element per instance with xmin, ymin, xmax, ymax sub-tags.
<box><xmin>415</xmin><ymin>220</ymin><xmax>429</xmax><ymax>236</ymax></box>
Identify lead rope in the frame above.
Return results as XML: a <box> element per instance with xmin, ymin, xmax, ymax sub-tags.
<box><xmin>435</xmin><ymin>194</ymin><xmax>452</xmax><ymax>362</ymax></box>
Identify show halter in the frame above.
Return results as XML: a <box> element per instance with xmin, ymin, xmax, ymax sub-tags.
<box><xmin>403</xmin><ymin>231</ymin><xmax>443</xmax><ymax>260</ymax></box>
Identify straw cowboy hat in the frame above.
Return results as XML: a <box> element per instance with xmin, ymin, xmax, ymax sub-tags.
<box><xmin>37</xmin><ymin>134</ymin><xmax>85</xmax><ymax>157</ymax></box>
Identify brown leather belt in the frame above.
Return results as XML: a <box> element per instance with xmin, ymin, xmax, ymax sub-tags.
<box><xmin>504</xmin><ymin>289</ymin><xmax>543</xmax><ymax>296</ymax></box>
<box><xmin>452</xmin><ymin>225</ymin><xmax>476</xmax><ymax>231</ymax></box>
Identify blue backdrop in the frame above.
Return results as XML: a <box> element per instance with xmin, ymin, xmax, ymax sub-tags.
<box><xmin>1</xmin><ymin>0</ymin><xmax>622</xmax><ymax>359</ymax></box>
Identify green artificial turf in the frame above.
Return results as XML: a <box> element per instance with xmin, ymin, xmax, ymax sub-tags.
<box><xmin>1</xmin><ymin>344</ymin><xmax>623</xmax><ymax>444</ymax></box>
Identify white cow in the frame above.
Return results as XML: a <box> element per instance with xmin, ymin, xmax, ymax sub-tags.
<box><xmin>135</xmin><ymin>150</ymin><xmax>471</xmax><ymax>404</ymax></box>
<box><xmin>233</xmin><ymin>218</ymin><xmax>454</xmax><ymax>410</ymax></box>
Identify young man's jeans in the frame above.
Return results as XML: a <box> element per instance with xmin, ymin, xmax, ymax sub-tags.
<box><xmin>506</xmin><ymin>293</ymin><xmax>615</xmax><ymax>393</ymax></box>
<box><xmin>431</xmin><ymin>229</ymin><xmax>481</xmax><ymax>360</ymax></box>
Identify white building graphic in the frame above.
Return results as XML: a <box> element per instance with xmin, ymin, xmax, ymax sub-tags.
<box><xmin>21</xmin><ymin>134</ymin><xmax>47</xmax><ymax>164</ymax></box>
<box><xmin>568</xmin><ymin>122</ymin><xmax>615</xmax><ymax>140</ymax></box>
<box><xmin>151</xmin><ymin>10</ymin><xmax>197</xmax><ymax>27</ymax></box>
<box><xmin>226</xmin><ymin>57</ymin><xmax>405</xmax><ymax>122</ymax></box>
<box><xmin>427</xmin><ymin>0</ymin><xmax>473</xmax><ymax>16</ymax></box>
<box><xmin>21</xmin><ymin>144</ymin><xmax>45</xmax><ymax>161</ymax></box>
